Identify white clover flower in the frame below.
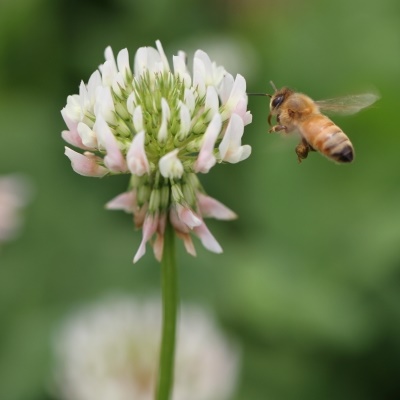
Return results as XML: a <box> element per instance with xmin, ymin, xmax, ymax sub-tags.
<box><xmin>52</xmin><ymin>296</ymin><xmax>240</xmax><ymax>400</ymax></box>
<box><xmin>0</xmin><ymin>175</ymin><xmax>32</xmax><ymax>245</ymax></box>
<box><xmin>62</xmin><ymin>40</ymin><xmax>252</xmax><ymax>263</ymax></box>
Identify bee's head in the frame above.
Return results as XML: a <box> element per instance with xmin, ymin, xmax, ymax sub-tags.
<box><xmin>268</xmin><ymin>83</ymin><xmax>294</xmax><ymax>125</ymax></box>
<box><xmin>269</xmin><ymin>86</ymin><xmax>293</xmax><ymax>111</ymax></box>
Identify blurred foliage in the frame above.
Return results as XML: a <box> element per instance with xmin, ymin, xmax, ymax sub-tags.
<box><xmin>1</xmin><ymin>0</ymin><xmax>400</xmax><ymax>399</ymax></box>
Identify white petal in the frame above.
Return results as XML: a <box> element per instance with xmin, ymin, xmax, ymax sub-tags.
<box><xmin>62</xmin><ymin>95</ymin><xmax>82</xmax><ymax>125</ymax></box>
<box><xmin>133</xmin><ymin>105</ymin><xmax>144</xmax><ymax>132</ymax></box>
<box><xmin>157</xmin><ymin>98</ymin><xmax>170</xmax><ymax>143</ymax></box>
<box><xmin>117</xmin><ymin>48</ymin><xmax>131</xmax><ymax>76</ymax></box>
<box><xmin>173</xmin><ymin>53</ymin><xmax>191</xmax><ymax>87</ymax></box>
<box><xmin>205</xmin><ymin>86</ymin><xmax>219</xmax><ymax>120</ymax></box>
<box><xmin>101</xmin><ymin>59</ymin><xmax>118</xmax><ymax>87</ymax></box>
<box><xmin>94</xmin><ymin>86</ymin><xmax>115</xmax><ymax>124</ymax></box>
<box><xmin>184</xmin><ymin>89</ymin><xmax>196</xmax><ymax>115</ymax></box>
<box><xmin>126</xmin><ymin>92</ymin><xmax>136</xmax><ymax>116</ymax></box>
<box><xmin>134</xmin><ymin>46</ymin><xmax>161</xmax><ymax>77</ymax></box>
<box><xmin>127</xmin><ymin>131</ymin><xmax>150</xmax><ymax>176</ymax></box>
<box><xmin>104</xmin><ymin>46</ymin><xmax>116</xmax><ymax>64</ymax></box>
<box><xmin>219</xmin><ymin>73</ymin><xmax>234</xmax><ymax>104</ymax></box>
<box><xmin>194</xmin><ymin>113</ymin><xmax>222</xmax><ymax>173</ymax></box>
<box><xmin>219</xmin><ymin>113</ymin><xmax>251</xmax><ymax>163</ymax></box>
<box><xmin>192</xmin><ymin>57</ymin><xmax>206</xmax><ymax>97</ymax></box>
<box><xmin>111</xmin><ymin>71</ymin><xmax>126</xmax><ymax>96</ymax></box>
<box><xmin>155</xmin><ymin>40</ymin><xmax>170</xmax><ymax>72</ymax></box>
<box><xmin>178</xmin><ymin>102</ymin><xmax>191</xmax><ymax>139</ymax></box>
<box><xmin>77</xmin><ymin>122</ymin><xmax>97</xmax><ymax>149</ymax></box>
<box><xmin>159</xmin><ymin>149</ymin><xmax>184</xmax><ymax>179</ymax></box>
<box><xmin>194</xmin><ymin>50</ymin><xmax>213</xmax><ymax>84</ymax></box>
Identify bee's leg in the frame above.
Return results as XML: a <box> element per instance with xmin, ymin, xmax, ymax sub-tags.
<box><xmin>295</xmin><ymin>138</ymin><xmax>312</xmax><ymax>163</ymax></box>
<box><xmin>269</xmin><ymin>124</ymin><xmax>288</xmax><ymax>134</ymax></box>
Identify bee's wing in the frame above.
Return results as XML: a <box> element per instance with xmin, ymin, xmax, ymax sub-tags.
<box><xmin>315</xmin><ymin>93</ymin><xmax>379</xmax><ymax>116</ymax></box>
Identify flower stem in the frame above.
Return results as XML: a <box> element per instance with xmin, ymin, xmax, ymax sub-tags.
<box><xmin>156</xmin><ymin>220</ymin><xmax>178</xmax><ymax>400</ymax></box>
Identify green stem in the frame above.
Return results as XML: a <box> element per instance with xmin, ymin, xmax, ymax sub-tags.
<box><xmin>156</xmin><ymin>221</ymin><xmax>178</xmax><ymax>400</ymax></box>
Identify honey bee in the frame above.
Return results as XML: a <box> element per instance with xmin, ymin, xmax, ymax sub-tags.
<box><xmin>263</xmin><ymin>82</ymin><xmax>379</xmax><ymax>163</ymax></box>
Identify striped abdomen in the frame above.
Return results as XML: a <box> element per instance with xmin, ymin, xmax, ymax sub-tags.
<box><xmin>299</xmin><ymin>114</ymin><xmax>354</xmax><ymax>163</ymax></box>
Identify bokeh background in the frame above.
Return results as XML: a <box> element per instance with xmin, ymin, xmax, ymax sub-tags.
<box><xmin>1</xmin><ymin>0</ymin><xmax>400</xmax><ymax>399</ymax></box>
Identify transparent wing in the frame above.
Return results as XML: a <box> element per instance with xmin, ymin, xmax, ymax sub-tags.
<box><xmin>315</xmin><ymin>93</ymin><xmax>379</xmax><ymax>116</ymax></box>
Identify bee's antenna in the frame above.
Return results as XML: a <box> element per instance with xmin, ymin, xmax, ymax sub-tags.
<box><xmin>270</xmin><ymin>81</ymin><xmax>278</xmax><ymax>92</ymax></box>
<box><xmin>247</xmin><ymin>93</ymin><xmax>272</xmax><ymax>98</ymax></box>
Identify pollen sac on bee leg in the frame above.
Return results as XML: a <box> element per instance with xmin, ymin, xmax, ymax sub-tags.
<box><xmin>295</xmin><ymin>139</ymin><xmax>310</xmax><ymax>163</ymax></box>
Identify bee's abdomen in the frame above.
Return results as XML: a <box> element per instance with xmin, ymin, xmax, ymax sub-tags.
<box><xmin>310</xmin><ymin>120</ymin><xmax>354</xmax><ymax>163</ymax></box>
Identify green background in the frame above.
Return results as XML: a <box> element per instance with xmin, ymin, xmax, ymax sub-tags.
<box><xmin>1</xmin><ymin>0</ymin><xmax>400</xmax><ymax>399</ymax></box>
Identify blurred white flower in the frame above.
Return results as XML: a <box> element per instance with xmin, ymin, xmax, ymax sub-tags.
<box><xmin>52</xmin><ymin>296</ymin><xmax>240</xmax><ymax>400</ymax></box>
<box><xmin>0</xmin><ymin>175</ymin><xmax>31</xmax><ymax>244</ymax></box>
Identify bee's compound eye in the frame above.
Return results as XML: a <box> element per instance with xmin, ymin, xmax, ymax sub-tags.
<box><xmin>272</xmin><ymin>95</ymin><xmax>284</xmax><ymax>108</ymax></box>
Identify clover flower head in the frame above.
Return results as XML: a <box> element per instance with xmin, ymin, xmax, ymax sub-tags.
<box><xmin>62</xmin><ymin>40</ymin><xmax>252</xmax><ymax>262</ymax></box>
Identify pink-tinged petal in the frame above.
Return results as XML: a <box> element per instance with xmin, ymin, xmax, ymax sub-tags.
<box><xmin>153</xmin><ymin>234</ymin><xmax>164</xmax><ymax>262</ymax></box>
<box><xmin>175</xmin><ymin>231</ymin><xmax>197</xmax><ymax>257</ymax></box>
<box><xmin>153</xmin><ymin>213</ymin><xmax>167</xmax><ymax>261</ymax></box>
<box><xmin>159</xmin><ymin>149</ymin><xmax>184</xmax><ymax>179</ymax></box>
<box><xmin>194</xmin><ymin>113</ymin><xmax>222</xmax><ymax>173</ymax></box>
<box><xmin>61</xmin><ymin>107</ymin><xmax>79</xmax><ymax>132</ymax></box>
<box><xmin>220</xmin><ymin>74</ymin><xmax>251</xmax><ymax>124</ymax></box>
<box><xmin>94</xmin><ymin>115</ymin><xmax>127</xmax><ymax>173</ymax></box>
<box><xmin>169</xmin><ymin>207</ymin><xmax>190</xmax><ymax>233</ymax></box>
<box><xmin>219</xmin><ymin>113</ymin><xmax>252</xmax><ymax>163</ymax></box>
<box><xmin>133</xmin><ymin>213</ymin><xmax>159</xmax><ymax>263</ymax></box>
<box><xmin>61</xmin><ymin>110</ymin><xmax>88</xmax><ymax>150</ymax></box>
<box><xmin>234</xmin><ymin>97</ymin><xmax>253</xmax><ymax>126</ymax></box>
<box><xmin>176</xmin><ymin>204</ymin><xmax>202</xmax><ymax>228</ymax></box>
<box><xmin>193</xmin><ymin>221</ymin><xmax>223</xmax><ymax>254</ymax></box>
<box><xmin>134</xmin><ymin>203</ymin><xmax>148</xmax><ymax>228</ymax></box>
<box><xmin>197</xmin><ymin>192</ymin><xmax>237</xmax><ymax>220</ymax></box>
<box><xmin>127</xmin><ymin>131</ymin><xmax>150</xmax><ymax>176</ymax></box>
<box><xmin>61</xmin><ymin>130</ymin><xmax>87</xmax><ymax>150</ymax></box>
<box><xmin>105</xmin><ymin>191</ymin><xmax>136</xmax><ymax>213</ymax></box>
<box><xmin>64</xmin><ymin>147</ymin><xmax>108</xmax><ymax>177</ymax></box>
